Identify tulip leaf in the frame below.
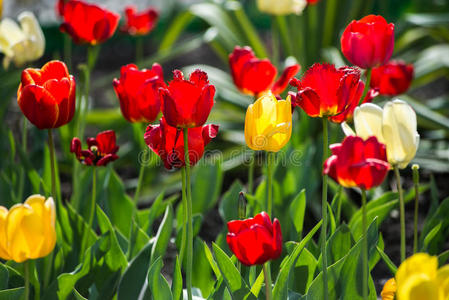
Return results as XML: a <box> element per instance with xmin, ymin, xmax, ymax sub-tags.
<box><xmin>0</xmin><ymin>264</ymin><xmax>8</xmax><ymax>290</ymax></box>
<box><xmin>272</xmin><ymin>220</ymin><xmax>322</xmax><ymax>300</ymax></box>
<box><xmin>249</xmin><ymin>270</ymin><xmax>265</xmax><ymax>298</ymax></box>
<box><xmin>289</xmin><ymin>189</ymin><xmax>306</xmax><ymax>237</ymax></box>
<box><xmin>117</xmin><ymin>241</ymin><xmax>154</xmax><ymax>300</ymax></box>
<box><xmin>288</xmin><ymin>248</ymin><xmax>317</xmax><ymax>295</ymax></box>
<box><xmin>192</xmin><ymin>237</ymin><xmax>216</xmax><ymax>298</ymax></box>
<box><xmin>191</xmin><ymin>161</ymin><xmax>223</xmax><ymax>215</ymax></box>
<box><xmin>0</xmin><ymin>287</ymin><xmax>24</xmax><ymax>300</ymax></box>
<box><xmin>420</xmin><ymin>196</ymin><xmax>449</xmax><ymax>254</ymax></box>
<box><xmin>219</xmin><ymin>180</ymin><xmax>245</xmax><ymax>222</ymax></box>
<box><xmin>127</xmin><ymin>219</ymin><xmax>150</xmax><ymax>259</ymax></box>
<box><xmin>171</xmin><ymin>257</ymin><xmax>183</xmax><ymax>300</ymax></box>
<box><xmin>151</xmin><ymin>205</ymin><xmax>174</xmax><ymax>263</ymax></box>
<box><xmin>147</xmin><ymin>257</ymin><xmax>173</xmax><ymax>300</ymax></box>
<box><xmin>159</xmin><ymin>11</ymin><xmax>195</xmax><ymax>52</ymax></box>
<box><xmin>211</xmin><ymin>243</ymin><xmax>255</xmax><ymax>299</ymax></box>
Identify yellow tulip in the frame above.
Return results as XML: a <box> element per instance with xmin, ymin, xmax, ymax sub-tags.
<box><xmin>381</xmin><ymin>278</ymin><xmax>396</xmax><ymax>300</ymax></box>
<box><xmin>342</xmin><ymin>99</ymin><xmax>419</xmax><ymax>169</ymax></box>
<box><xmin>245</xmin><ymin>93</ymin><xmax>292</xmax><ymax>152</ymax></box>
<box><xmin>257</xmin><ymin>0</ymin><xmax>307</xmax><ymax>15</ymax></box>
<box><xmin>0</xmin><ymin>195</ymin><xmax>56</xmax><ymax>263</ymax></box>
<box><xmin>395</xmin><ymin>253</ymin><xmax>449</xmax><ymax>300</ymax></box>
<box><xmin>0</xmin><ymin>11</ymin><xmax>45</xmax><ymax>69</ymax></box>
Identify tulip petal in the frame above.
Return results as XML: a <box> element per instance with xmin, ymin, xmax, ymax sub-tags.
<box><xmin>18</xmin><ymin>85</ymin><xmax>59</xmax><ymax>129</ymax></box>
<box><xmin>353</xmin><ymin>103</ymin><xmax>384</xmax><ymax>142</ymax></box>
<box><xmin>0</xmin><ymin>206</ymin><xmax>11</xmax><ymax>260</ymax></box>
<box><xmin>271</xmin><ymin>64</ymin><xmax>300</xmax><ymax>95</ymax></box>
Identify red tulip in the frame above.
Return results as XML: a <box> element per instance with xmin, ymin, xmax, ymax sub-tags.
<box><xmin>306</xmin><ymin>0</ymin><xmax>320</xmax><ymax>4</ymax></box>
<box><xmin>370</xmin><ymin>61</ymin><xmax>414</xmax><ymax>96</ymax></box>
<box><xmin>56</xmin><ymin>0</ymin><xmax>67</xmax><ymax>18</ymax></box>
<box><xmin>144</xmin><ymin>117</ymin><xmax>219</xmax><ymax>170</ymax></box>
<box><xmin>159</xmin><ymin>69</ymin><xmax>215</xmax><ymax>128</ymax></box>
<box><xmin>60</xmin><ymin>0</ymin><xmax>120</xmax><ymax>45</ymax></box>
<box><xmin>113</xmin><ymin>63</ymin><xmax>165</xmax><ymax>123</ymax></box>
<box><xmin>341</xmin><ymin>15</ymin><xmax>394</xmax><ymax>69</ymax></box>
<box><xmin>323</xmin><ymin>136</ymin><xmax>390</xmax><ymax>190</ymax></box>
<box><xmin>71</xmin><ymin>130</ymin><xmax>119</xmax><ymax>166</ymax></box>
<box><xmin>18</xmin><ymin>60</ymin><xmax>76</xmax><ymax>129</ymax></box>
<box><xmin>229</xmin><ymin>46</ymin><xmax>300</xmax><ymax>97</ymax></box>
<box><xmin>289</xmin><ymin>63</ymin><xmax>364</xmax><ymax>123</ymax></box>
<box><xmin>226</xmin><ymin>212</ymin><xmax>282</xmax><ymax>266</ymax></box>
<box><xmin>121</xmin><ymin>5</ymin><xmax>158</xmax><ymax>36</ymax></box>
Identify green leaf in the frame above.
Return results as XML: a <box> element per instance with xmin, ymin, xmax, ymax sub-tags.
<box><xmin>151</xmin><ymin>205</ymin><xmax>174</xmax><ymax>262</ymax></box>
<box><xmin>0</xmin><ymin>263</ymin><xmax>8</xmax><ymax>290</ymax></box>
<box><xmin>117</xmin><ymin>241</ymin><xmax>154</xmax><ymax>300</ymax></box>
<box><xmin>272</xmin><ymin>220</ymin><xmax>322</xmax><ymax>300</ymax></box>
<box><xmin>289</xmin><ymin>248</ymin><xmax>317</xmax><ymax>295</ymax></box>
<box><xmin>219</xmin><ymin>180</ymin><xmax>244</xmax><ymax>222</ymax></box>
<box><xmin>212</xmin><ymin>243</ymin><xmax>254</xmax><ymax>299</ymax></box>
<box><xmin>159</xmin><ymin>11</ymin><xmax>194</xmax><ymax>51</ymax></box>
<box><xmin>376</xmin><ymin>246</ymin><xmax>398</xmax><ymax>275</ymax></box>
<box><xmin>171</xmin><ymin>257</ymin><xmax>183</xmax><ymax>300</ymax></box>
<box><xmin>289</xmin><ymin>190</ymin><xmax>306</xmax><ymax>237</ymax></box>
<box><xmin>249</xmin><ymin>270</ymin><xmax>265</xmax><ymax>298</ymax></box>
<box><xmin>324</xmin><ymin>224</ymin><xmax>354</xmax><ymax>266</ymax></box>
<box><xmin>192</xmin><ymin>161</ymin><xmax>223</xmax><ymax>215</ymax></box>
<box><xmin>147</xmin><ymin>257</ymin><xmax>173</xmax><ymax>300</ymax></box>
<box><xmin>0</xmin><ymin>287</ymin><xmax>24</xmax><ymax>300</ymax></box>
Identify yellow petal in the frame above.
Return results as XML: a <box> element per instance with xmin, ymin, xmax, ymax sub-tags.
<box><xmin>396</xmin><ymin>253</ymin><xmax>438</xmax><ymax>287</ymax></box>
<box><xmin>245</xmin><ymin>103</ymin><xmax>258</xmax><ymax>150</ymax></box>
<box><xmin>354</xmin><ymin>103</ymin><xmax>385</xmax><ymax>143</ymax></box>
<box><xmin>6</xmin><ymin>203</ymin><xmax>33</xmax><ymax>263</ymax></box>
<box><xmin>0</xmin><ymin>206</ymin><xmax>11</xmax><ymax>260</ymax></box>
<box><xmin>41</xmin><ymin>197</ymin><xmax>56</xmax><ymax>257</ymax></box>
<box><xmin>396</xmin><ymin>273</ymin><xmax>439</xmax><ymax>300</ymax></box>
<box><xmin>437</xmin><ymin>265</ymin><xmax>449</xmax><ymax>299</ymax></box>
<box><xmin>382</xmin><ymin>99</ymin><xmax>419</xmax><ymax>169</ymax></box>
<box><xmin>267</xmin><ymin>96</ymin><xmax>292</xmax><ymax>152</ymax></box>
<box><xmin>381</xmin><ymin>278</ymin><xmax>396</xmax><ymax>300</ymax></box>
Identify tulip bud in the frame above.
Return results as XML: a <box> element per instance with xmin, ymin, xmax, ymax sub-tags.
<box><xmin>257</xmin><ymin>0</ymin><xmax>307</xmax><ymax>16</ymax></box>
<box><xmin>244</xmin><ymin>93</ymin><xmax>292</xmax><ymax>152</ymax></box>
<box><xmin>0</xmin><ymin>195</ymin><xmax>56</xmax><ymax>263</ymax></box>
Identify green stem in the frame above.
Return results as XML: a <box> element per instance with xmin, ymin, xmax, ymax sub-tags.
<box><xmin>248</xmin><ymin>151</ymin><xmax>254</xmax><ymax>194</ymax></box>
<box><xmin>359</xmin><ymin>68</ymin><xmax>372</xmax><ymax>105</ymax></box>
<box><xmin>18</xmin><ymin>117</ymin><xmax>27</xmax><ymax>202</ymax></box>
<box><xmin>47</xmin><ymin>129</ymin><xmax>57</xmax><ymax>201</ymax></box>
<box><xmin>263</xmin><ymin>263</ymin><xmax>272</xmax><ymax>300</ymax></box>
<box><xmin>136</xmin><ymin>37</ymin><xmax>144</xmax><ymax>64</ymax></box>
<box><xmin>336</xmin><ymin>185</ymin><xmax>343</xmax><ymax>225</ymax></box>
<box><xmin>179</xmin><ymin>168</ymin><xmax>187</xmax><ymax>266</ymax></box>
<box><xmin>88</xmin><ymin>167</ymin><xmax>97</xmax><ymax>235</ymax></box>
<box><xmin>271</xmin><ymin>16</ymin><xmax>279</xmax><ymax>66</ymax></box>
<box><xmin>322</xmin><ymin>0</ymin><xmax>338</xmax><ymax>48</ymax></box>
<box><xmin>24</xmin><ymin>260</ymin><xmax>30</xmax><ymax>300</ymax></box>
<box><xmin>361</xmin><ymin>189</ymin><xmax>368</xmax><ymax>300</ymax></box>
<box><xmin>394</xmin><ymin>167</ymin><xmax>406</xmax><ymax>262</ymax></box>
<box><xmin>321</xmin><ymin>118</ymin><xmax>329</xmax><ymax>300</ymax></box>
<box><xmin>267</xmin><ymin>152</ymin><xmax>274</xmax><ymax>217</ymax></box>
<box><xmin>63</xmin><ymin>34</ymin><xmax>72</xmax><ymax>72</ymax></box>
<box><xmin>183</xmin><ymin>128</ymin><xmax>193</xmax><ymax>300</ymax></box>
<box><xmin>133</xmin><ymin>163</ymin><xmax>145</xmax><ymax>206</ymax></box>
<box><xmin>412</xmin><ymin>164</ymin><xmax>420</xmax><ymax>254</ymax></box>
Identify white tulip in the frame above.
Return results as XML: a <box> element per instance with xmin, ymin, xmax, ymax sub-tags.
<box><xmin>0</xmin><ymin>12</ymin><xmax>45</xmax><ymax>69</ymax></box>
<box><xmin>257</xmin><ymin>0</ymin><xmax>307</xmax><ymax>16</ymax></box>
<box><xmin>341</xmin><ymin>99</ymin><xmax>419</xmax><ymax>169</ymax></box>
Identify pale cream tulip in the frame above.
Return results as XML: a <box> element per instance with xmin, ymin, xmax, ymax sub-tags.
<box><xmin>342</xmin><ymin>99</ymin><xmax>419</xmax><ymax>169</ymax></box>
<box><xmin>0</xmin><ymin>12</ymin><xmax>45</xmax><ymax>69</ymax></box>
<box><xmin>257</xmin><ymin>0</ymin><xmax>307</xmax><ymax>15</ymax></box>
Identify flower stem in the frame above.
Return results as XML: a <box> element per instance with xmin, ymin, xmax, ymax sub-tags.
<box><xmin>88</xmin><ymin>167</ymin><xmax>97</xmax><ymax>235</ymax></box>
<box><xmin>412</xmin><ymin>164</ymin><xmax>420</xmax><ymax>254</ymax></box>
<box><xmin>183</xmin><ymin>128</ymin><xmax>193</xmax><ymax>300</ymax></box>
<box><xmin>18</xmin><ymin>117</ymin><xmax>28</xmax><ymax>202</ymax></box>
<box><xmin>359</xmin><ymin>68</ymin><xmax>372</xmax><ymax>105</ymax></box>
<box><xmin>321</xmin><ymin>117</ymin><xmax>329</xmax><ymax>300</ymax></box>
<box><xmin>179</xmin><ymin>168</ymin><xmax>187</xmax><ymax>266</ymax></box>
<box><xmin>267</xmin><ymin>152</ymin><xmax>274</xmax><ymax>217</ymax></box>
<box><xmin>361</xmin><ymin>189</ymin><xmax>368</xmax><ymax>300</ymax></box>
<box><xmin>136</xmin><ymin>36</ymin><xmax>144</xmax><ymax>64</ymax></box>
<box><xmin>248</xmin><ymin>151</ymin><xmax>254</xmax><ymax>194</ymax></box>
<box><xmin>24</xmin><ymin>260</ymin><xmax>30</xmax><ymax>300</ymax></box>
<box><xmin>47</xmin><ymin>129</ymin><xmax>57</xmax><ymax>201</ymax></box>
<box><xmin>133</xmin><ymin>163</ymin><xmax>145</xmax><ymax>206</ymax></box>
<box><xmin>394</xmin><ymin>166</ymin><xmax>406</xmax><ymax>262</ymax></box>
<box><xmin>263</xmin><ymin>263</ymin><xmax>272</xmax><ymax>300</ymax></box>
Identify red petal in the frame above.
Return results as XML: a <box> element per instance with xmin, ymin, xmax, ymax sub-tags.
<box><xmin>189</xmin><ymin>69</ymin><xmax>209</xmax><ymax>90</ymax></box>
<box><xmin>271</xmin><ymin>64</ymin><xmax>301</xmax><ymax>95</ymax></box>
<box><xmin>96</xmin><ymin>130</ymin><xmax>118</xmax><ymax>154</ymax></box>
<box><xmin>18</xmin><ymin>85</ymin><xmax>59</xmax><ymax>129</ymax></box>
<box><xmin>229</xmin><ymin>46</ymin><xmax>255</xmax><ymax>92</ymax></box>
<box><xmin>295</xmin><ymin>88</ymin><xmax>322</xmax><ymax>117</ymax></box>
<box><xmin>240</xmin><ymin>59</ymin><xmax>277</xmax><ymax>95</ymax></box>
<box><xmin>202</xmin><ymin>124</ymin><xmax>219</xmax><ymax>145</ymax></box>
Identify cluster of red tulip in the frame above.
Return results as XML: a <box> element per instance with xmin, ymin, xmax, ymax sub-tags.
<box><xmin>13</xmin><ymin>1</ymin><xmax>418</xmax><ymax>298</ymax></box>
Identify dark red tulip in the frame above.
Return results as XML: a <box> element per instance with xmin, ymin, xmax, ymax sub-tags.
<box><xmin>289</xmin><ymin>63</ymin><xmax>364</xmax><ymax>123</ymax></box>
<box><xmin>71</xmin><ymin>130</ymin><xmax>119</xmax><ymax>166</ymax></box>
<box><xmin>226</xmin><ymin>212</ymin><xmax>282</xmax><ymax>266</ymax></box>
<box><xmin>121</xmin><ymin>5</ymin><xmax>159</xmax><ymax>36</ymax></box>
<box><xmin>56</xmin><ymin>0</ymin><xmax>67</xmax><ymax>18</ymax></box>
<box><xmin>306</xmin><ymin>0</ymin><xmax>320</xmax><ymax>4</ymax></box>
<box><xmin>229</xmin><ymin>46</ymin><xmax>300</xmax><ymax>97</ymax></box>
<box><xmin>113</xmin><ymin>63</ymin><xmax>165</xmax><ymax>123</ymax></box>
<box><xmin>159</xmin><ymin>69</ymin><xmax>215</xmax><ymax>128</ymax></box>
<box><xmin>144</xmin><ymin>117</ymin><xmax>219</xmax><ymax>170</ymax></box>
<box><xmin>60</xmin><ymin>0</ymin><xmax>120</xmax><ymax>45</ymax></box>
<box><xmin>18</xmin><ymin>60</ymin><xmax>76</xmax><ymax>129</ymax></box>
<box><xmin>341</xmin><ymin>15</ymin><xmax>394</xmax><ymax>69</ymax></box>
<box><xmin>370</xmin><ymin>61</ymin><xmax>414</xmax><ymax>96</ymax></box>
<box><xmin>323</xmin><ymin>136</ymin><xmax>390</xmax><ymax>190</ymax></box>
